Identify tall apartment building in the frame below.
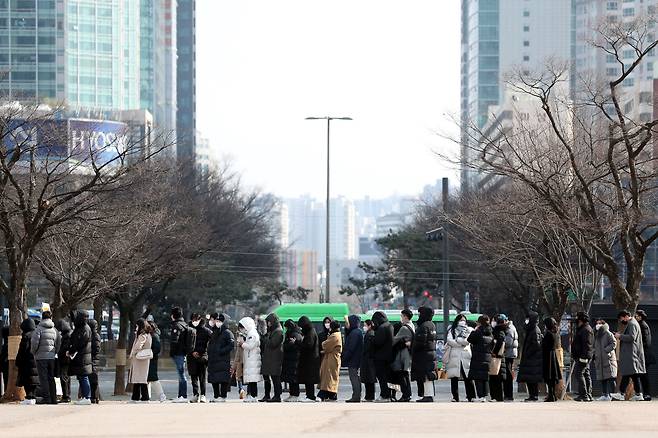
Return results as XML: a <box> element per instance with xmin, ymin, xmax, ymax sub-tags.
<box><xmin>176</xmin><ymin>0</ymin><xmax>196</xmax><ymax>163</ymax></box>
<box><xmin>460</xmin><ymin>0</ymin><xmax>573</xmax><ymax>191</ymax></box>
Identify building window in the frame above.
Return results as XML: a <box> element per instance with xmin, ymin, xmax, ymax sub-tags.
<box><xmin>624</xmin><ymin>100</ymin><xmax>633</xmax><ymax>113</ymax></box>
<box><xmin>606</xmin><ymin>54</ymin><xmax>616</xmax><ymax>63</ymax></box>
<box><xmin>623</xmin><ymin>49</ymin><xmax>634</xmax><ymax>59</ymax></box>
<box><xmin>622</xmin><ymin>8</ymin><xmax>635</xmax><ymax>17</ymax></box>
<box><xmin>523</xmin><ymin>25</ymin><xmax>529</xmax><ymax>32</ymax></box>
<box><xmin>606</xmin><ymin>67</ymin><xmax>619</xmax><ymax>76</ymax></box>
<box><xmin>523</xmin><ymin>10</ymin><xmax>530</xmax><ymax>17</ymax></box>
<box><xmin>523</xmin><ymin>55</ymin><xmax>530</xmax><ymax>61</ymax></box>
<box><xmin>639</xmin><ymin>92</ymin><xmax>652</xmax><ymax>104</ymax></box>
<box><xmin>623</xmin><ymin>77</ymin><xmax>635</xmax><ymax>87</ymax></box>
<box><xmin>523</xmin><ymin>40</ymin><xmax>530</xmax><ymax>47</ymax></box>
<box><xmin>607</xmin><ymin>1</ymin><xmax>618</xmax><ymax>10</ymax></box>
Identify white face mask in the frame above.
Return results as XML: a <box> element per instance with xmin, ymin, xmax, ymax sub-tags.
<box><xmin>208</xmin><ymin>320</ymin><xmax>215</xmax><ymax>328</ymax></box>
<box><xmin>458</xmin><ymin>320</ymin><xmax>467</xmax><ymax>327</ymax></box>
<box><xmin>491</xmin><ymin>321</ymin><xmax>497</xmax><ymax>328</ymax></box>
<box><xmin>192</xmin><ymin>320</ymin><xmax>200</xmax><ymax>327</ymax></box>
<box><xmin>525</xmin><ymin>318</ymin><xmax>530</xmax><ymax>325</ymax></box>
<box><xmin>324</xmin><ymin>322</ymin><xmax>331</xmax><ymax>330</ymax></box>
<box><xmin>595</xmin><ymin>324</ymin><xmax>603</xmax><ymax>331</ymax></box>
<box><xmin>217</xmin><ymin>321</ymin><xmax>223</xmax><ymax>328</ymax></box>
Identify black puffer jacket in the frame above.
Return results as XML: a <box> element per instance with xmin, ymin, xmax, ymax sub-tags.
<box><xmin>16</xmin><ymin>319</ymin><xmax>39</xmax><ymax>387</ymax></box>
<box><xmin>360</xmin><ymin>328</ymin><xmax>377</xmax><ymax>384</ymax></box>
<box><xmin>148</xmin><ymin>327</ymin><xmax>162</xmax><ymax>382</ymax></box>
<box><xmin>56</xmin><ymin>320</ymin><xmax>72</xmax><ymax>369</ymax></box>
<box><xmin>517</xmin><ymin>312</ymin><xmax>543</xmax><ymax>384</ymax></box>
<box><xmin>261</xmin><ymin>313</ymin><xmax>284</xmax><ymax>376</ymax></box>
<box><xmin>87</xmin><ymin>319</ymin><xmax>102</xmax><ymax>373</ymax></box>
<box><xmin>639</xmin><ymin>319</ymin><xmax>656</xmax><ymax>366</ymax></box>
<box><xmin>490</xmin><ymin>324</ymin><xmax>507</xmax><ymax>380</ymax></box>
<box><xmin>372</xmin><ymin>312</ymin><xmax>394</xmax><ymax>362</ymax></box>
<box><xmin>68</xmin><ymin>311</ymin><xmax>92</xmax><ymax>377</ymax></box>
<box><xmin>467</xmin><ymin>324</ymin><xmax>493</xmax><ymax>381</ymax></box>
<box><xmin>188</xmin><ymin>319</ymin><xmax>212</xmax><ymax>376</ymax></box>
<box><xmin>411</xmin><ymin>307</ymin><xmax>437</xmax><ymax>381</ymax></box>
<box><xmin>207</xmin><ymin>317</ymin><xmax>235</xmax><ymax>384</ymax></box>
<box><xmin>571</xmin><ymin>323</ymin><xmax>594</xmax><ymax>362</ymax></box>
<box><xmin>282</xmin><ymin>319</ymin><xmax>302</xmax><ymax>384</ymax></box>
<box><xmin>297</xmin><ymin>316</ymin><xmax>320</xmax><ymax>384</ymax></box>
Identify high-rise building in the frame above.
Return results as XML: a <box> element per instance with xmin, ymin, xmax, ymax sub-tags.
<box><xmin>176</xmin><ymin>0</ymin><xmax>196</xmax><ymax>163</ymax></box>
<box><xmin>460</xmin><ymin>0</ymin><xmax>573</xmax><ymax>191</ymax></box>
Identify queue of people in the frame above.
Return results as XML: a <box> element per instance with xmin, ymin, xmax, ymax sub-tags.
<box><xmin>7</xmin><ymin>305</ymin><xmax>655</xmax><ymax>404</ymax></box>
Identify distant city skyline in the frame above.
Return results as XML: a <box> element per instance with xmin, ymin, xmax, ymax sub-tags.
<box><xmin>196</xmin><ymin>0</ymin><xmax>461</xmax><ymax>199</ymax></box>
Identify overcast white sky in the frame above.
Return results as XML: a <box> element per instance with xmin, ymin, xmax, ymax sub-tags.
<box><xmin>196</xmin><ymin>0</ymin><xmax>461</xmax><ymax>199</ymax></box>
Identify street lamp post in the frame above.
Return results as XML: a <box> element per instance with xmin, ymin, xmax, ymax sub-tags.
<box><xmin>305</xmin><ymin>116</ymin><xmax>352</xmax><ymax>303</ymax></box>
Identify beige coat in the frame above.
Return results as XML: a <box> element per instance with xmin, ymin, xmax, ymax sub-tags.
<box><xmin>129</xmin><ymin>333</ymin><xmax>152</xmax><ymax>384</ymax></box>
<box><xmin>319</xmin><ymin>332</ymin><xmax>342</xmax><ymax>393</ymax></box>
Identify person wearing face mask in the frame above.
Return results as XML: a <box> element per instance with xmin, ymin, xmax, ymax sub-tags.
<box><xmin>635</xmin><ymin>310</ymin><xmax>654</xmax><ymax>401</ymax></box>
<box><xmin>517</xmin><ymin>312</ymin><xmax>543</xmax><ymax>402</ymax></box>
<box><xmin>372</xmin><ymin>311</ymin><xmax>394</xmax><ymax>402</ymax></box>
<box><xmin>238</xmin><ymin>317</ymin><xmax>261</xmax><ymax>402</ymax></box>
<box><xmin>489</xmin><ymin>315</ymin><xmax>508</xmax><ymax>402</ymax></box>
<box><xmin>207</xmin><ymin>313</ymin><xmax>234</xmax><ymax>402</ymax></box>
<box><xmin>318</xmin><ymin>316</ymin><xmax>334</xmax><ymax>352</ymax></box>
<box><xmin>145</xmin><ymin>315</ymin><xmax>167</xmax><ymax>403</ymax></box>
<box><xmin>260</xmin><ymin>313</ymin><xmax>284</xmax><ymax>402</ymax></box>
<box><xmin>342</xmin><ymin>315</ymin><xmax>363</xmax><ymax>403</ymax></box>
<box><xmin>592</xmin><ymin>318</ymin><xmax>617</xmax><ymax>401</ymax></box>
<box><xmin>502</xmin><ymin>315</ymin><xmax>518</xmax><ymax>401</ymax></box>
<box><xmin>169</xmin><ymin>306</ymin><xmax>193</xmax><ymax>403</ymax></box>
<box><xmin>445</xmin><ymin>314</ymin><xmax>474</xmax><ymax>402</ymax></box>
<box><xmin>187</xmin><ymin>313</ymin><xmax>212</xmax><ymax>403</ymax></box>
<box><xmin>360</xmin><ymin>320</ymin><xmax>377</xmax><ymax>402</ymax></box>
<box><xmin>611</xmin><ymin>310</ymin><xmax>646</xmax><ymax>401</ymax></box>
<box><xmin>282</xmin><ymin>319</ymin><xmax>303</xmax><ymax>402</ymax></box>
<box><xmin>318</xmin><ymin>320</ymin><xmax>343</xmax><ymax>401</ymax></box>
<box><xmin>128</xmin><ymin>319</ymin><xmax>153</xmax><ymax>403</ymax></box>
<box><xmin>411</xmin><ymin>307</ymin><xmax>437</xmax><ymax>402</ymax></box>
<box><xmin>467</xmin><ymin>315</ymin><xmax>494</xmax><ymax>402</ymax></box>
<box><xmin>297</xmin><ymin>316</ymin><xmax>321</xmax><ymax>402</ymax></box>
<box><xmin>571</xmin><ymin>312</ymin><xmax>594</xmax><ymax>402</ymax></box>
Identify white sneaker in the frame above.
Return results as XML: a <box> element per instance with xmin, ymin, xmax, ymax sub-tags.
<box><xmin>596</xmin><ymin>395</ymin><xmax>612</xmax><ymax>401</ymax></box>
<box><xmin>75</xmin><ymin>398</ymin><xmax>92</xmax><ymax>405</ymax></box>
<box><xmin>610</xmin><ymin>393</ymin><xmax>624</xmax><ymax>401</ymax></box>
<box><xmin>20</xmin><ymin>399</ymin><xmax>36</xmax><ymax>405</ymax></box>
<box><xmin>173</xmin><ymin>396</ymin><xmax>189</xmax><ymax>404</ymax></box>
<box><xmin>199</xmin><ymin>395</ymin><xmax>207</xmax><ymax>403</ymax></box>
<box><xmin>283</xmin><ymin>396</ymin><xmax>299</xmax><ymax>402</ymax></box>
<box><xmin>158</xmin><ymin>393</ymin><xmax>167</xmax><ymax>403</ymax></box>
<box><xmin>299</xmin><ymin>397</ymin><xmax>318</xmax><ymax>403</ymax></box>
<box><xmin>374</xmin><ymin>397</ymin><xmax>391</xmax><ymax>403</ymax></box>
<box><xmin>244</xmin><ymin>396</ymin><xmax>258</xmax><ymax>403</ymax></box>
<box><xmin>190</xmin><ymin>395</ymin><xmax>199</xmax><ymax>403</ymax></box>
<box><xmin>631</xmin><ymin>394</ymin><xmax>644</xmax><ymax>401</ymax></box>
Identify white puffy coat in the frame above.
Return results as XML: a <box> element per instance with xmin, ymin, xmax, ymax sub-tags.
<box><xmin>239</xmin><ymin>317</ymin><xmax>262</xmax><ymax>383</ymax></box>
<box><xmin>445</xmin><ymin>324</ymin><xmax>473</xmax><ymax>379</ymax></box>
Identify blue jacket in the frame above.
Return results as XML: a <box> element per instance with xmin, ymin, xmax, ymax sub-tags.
<box><xmin>342</xmin><ymin>315</ymin><xmax>363</xmax><ymax>369</ymax></box>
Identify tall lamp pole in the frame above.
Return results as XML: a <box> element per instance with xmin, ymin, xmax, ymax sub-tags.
<box><xmin>305</xmin><ymin>116</ymin><xmax>352</xmax><ymax>303</ymax></box>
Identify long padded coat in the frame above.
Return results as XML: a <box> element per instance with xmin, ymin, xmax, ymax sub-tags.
<box><xmin>319</xmin><ymin>331</ymin><xmax>342</xmax><ymax>393</ymax></box>
<box><xmin>239</xmin><ymin>317</ymin><xmax>262</xmax><ymax>383</ymax></box>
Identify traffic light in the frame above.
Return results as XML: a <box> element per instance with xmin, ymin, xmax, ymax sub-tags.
<box><xmin>425</xmin><ymin>227</ymin><xmax>444</xmax><ymax>242</ymax></box>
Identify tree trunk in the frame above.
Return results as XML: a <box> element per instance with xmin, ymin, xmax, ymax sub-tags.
<box><xmin>93</xmin><ymin>296</ymin><xmax>104</xmax><ymax>330</ymax></box>
<box><xmin>2</xmin><ymin>278</ymin><xmax>27</xmax><ymax>402</ymax></box>
<box><xmin>107</xmin><ymin>301</ymin><xmax>115</xmax><ymax>341</ymax></box>
<box><xmin>113</xmin><ymin>299</ymin><xmax>129</xmax><ymax>396</ymax></box>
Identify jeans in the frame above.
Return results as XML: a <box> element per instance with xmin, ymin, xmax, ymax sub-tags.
<box><xmin>503</xmin><ymin>358</ymin><xmax>515</xmax><ymax>400</ymax></box>
<box><xmin>620</xmin><ymin>374</ymin><xmax>643</xmax><ymax>395</ymax></box>
<box><xmin>263</xmin><ymin>375</ymin><xmax>282</xmax><ymax>399</ymax></box>
<box><xmin>374</xmin><ymin>360</ymin><xmax>391</xmax><ymax>399</ymax></box>
<box><xmin>190</xmin><ymin>363</ymin><xmax>207</xmax><ymax>397</ymax></box>
<box><xmin>77</xmin><ymin>375</ymin><xmax>91</xmax><ymax>399</ymax></box>
<box><xmin>348</xmin><ymin>368</ymin><xmax>361</xmax><ymax>400</ymax></box>
<box><xmin>131</xmin><ymin>383</ymin><xmax>149</xmax><ymax>401</ymax></box>
<box><xmin>172</xmin><ymin>355</ymin><xmax>187</xmax><ymax>398</ymax></box>
<box><xmin>574</xmin><ymin>360</ymin><xmax>592</xmax><ymax>398</ymax></box>
<box><xmin>601</xmin><ymin>378</ymin><xmax>616</xmax><ymax>396</ymax></box>
<box><xmin>36</xmin><ymin>359</ymin><xmax>57</xmax><ymax>404</ymax></box>
<box><xmin>212</xmin><ymin>382</ymin><xmax>229</xmax><ymax>399</ymax></box>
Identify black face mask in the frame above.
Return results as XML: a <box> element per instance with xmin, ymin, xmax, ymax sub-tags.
<box><xmin>619</xmin><ymin>320</ymin><xmax>628</xmax><ymax>325</ymax></box>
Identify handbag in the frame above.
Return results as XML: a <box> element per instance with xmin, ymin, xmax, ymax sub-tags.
<box><xmin>442</xmin><ymin>344</ymin><xmax>452</xmax><ymax>367</ymax></box>
<box><xmin>489</xmin><ymin>341</ymin><xmax>505</xmax><ymax>375</ymax></box>
<box><xmin>136</xmin><ymin>348</ymin><xmax>153</xmax><ymax>360</ymax></box>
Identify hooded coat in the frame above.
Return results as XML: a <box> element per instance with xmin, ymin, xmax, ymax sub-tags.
<box><xmin>318</xmin><ymin>316</ymin><xmax>333</xmax><ymax>350</ymax></box>
<box><xmin>31</xmin><ymin>318</ymin><xmax>61</xmax><ymax>361</ymax></box>
<box><xmin>282</xmin><ymin>319</ymin><xmax>303</xmax><ymax>384</ymax></box>
<box><xmin>360</xmin><ymin>327</ymin><xmax>377</xmax><ymax>384</ymax></box>
<box><xmin>207</xmin><ymin>316</ymin><xmax>235</xmax><ymax>384</ymax></box>
<box><xmin>571</xmin><ymin>323</ymin><xmax>594</xmax><ymax>362</ymax></box>
<box><xmin>411</xmin><ymin>307</ymin><xmax>437</xmax><ymax>382</ymax></box>
<box><xmin>319</xmin><ymin>330</ymin><xmax>342</xmax><ymax>393</ymax></box>
<box><xmin>445</xmin><ymin>323</ymin><xmax>473</xmax><ymax>379</ymax></box>
<box><xmin>297</xmin><ymin>316</ymin><xmax>321</xmax><ymax>384</ymax></box>
<box><xmin>56</xmin><ymin>320</ymin><xmax>72</xmax><ymax>369</ymax></box>
<box><xmin>239</xmin><ymin>317</ymin><xmax>261</xmax><ymax>383</ymax></box>
<box><xmin>261</xmin><ymin>313</ymin><xmax>284</xmax><ymax>376</ymax></box>
<box><xmin>593</xmin><ymin>323</ymin><xmax>617</xmax><ymax>380</ymax></box>
<box><xmin>618</xmin><ymin>318</ymin><xmax>646</xmax><ymax>376</ymax></box>
<box><xmin>188</xmin><ymin>319</ymin><xmax>212</xmax><ymax>376</ymax></box>
<box><xmin>128</xmin><ymin>331</ymin><xmax>152</xmax><ymax>384</ymax></box>
<box><xmin>541</xmin><ymin>329</ymin><xmax>562</xmax><ymax>383</ymax></box>
<box><xmin>638</xmin><ymin>319</ymin><xmax>656</xmax><ymax>366</ymax></box>
<box><xmin>16</xmin><ymin>318</ymin><xmax>39</xmax><ymax>388</ymax></box>
<box><xmin>342</xmin><ymin>315</ymin><xmax>363</xmax><ymax>369</ymax></box>
<box><xmin>68</xmin><ymin>311</ymin><xmax>92</xmax><ymax>377</ymax></box>
<box><xmin>517</xmin><ymin>312</ymin><xmax>544</xmax><ymax>384</ymax></box>
<box><xmin>467</xmin><ymin>324</ymin><xmax>493</xmax><ymax>381</ymax></box>
<box><xmin>87</xmin><ymin>319</ymin><xmax>101</xmax><ymax>373</ymax></box>
<box><xmin>372</xmin><ymin>312</ymin><xmax>394</xmax><ymax>363</ymax></box>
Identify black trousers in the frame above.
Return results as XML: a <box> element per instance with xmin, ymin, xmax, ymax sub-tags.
<box><xmin>131</xmin><ymin>383</ymin><xmax>149</xmax><ymax>401</ymax></box>
<box><xmin>247</xmin><ymin>382</ymin><xmax>258</xmax><ymax>398</ymax></box>
<box><xmin>263</xmin><ymin>375</ymin><xmax>282</xmax><ymax>399</ymax></box>
<box><xmin>546</xmin><ymin>379</ymin><xmax>557</xmax><ymax>401</ymax></box>
<box><xmin>59</xmin><ymin>362</ymin><xmax>71</xmax><ymax>401</ymax></box>
<box><xmin>474</xmin><ymin>379</ymin><xmax>489</xmax><ymax>398</ymax></box>
<box><xmin>36</xmin><ymin>359</ymin><xmax>57</xmax><ymax>404</ymax></box>
<box><xmin>211</xmin><ymin>382</ymin><xmax>229</xmax><ymax>399</ymax></box>
<box><xmin>289</xmin><ymin>382</ymin><xmax>300</xmax><ymax>397</ymax></box>
<box><xmin>503</xmin><ymin>358</ymin><xmax>515</xmax><ymax>400</ymax></box>
<box><xmin>489</xmin><ymin>374</ymin><xmax>504</xmax><ymax>401</ymax></box>
<box><xmin>304</xmin><ymin>383</ymin><xmax>315</xmax><ymax>400</ymax></box>
<box><xmin>640</xmin><ymin>364</ymin><xmax>652</xmax><ymax>397</ymax></box>
<box><xmin>526</xmin><ymin>382</ymin><xmax>539</xmax><ymax>399</ymax></box>
<box><xmin>574</xmin><ymin>360</ymin><xmax>592</xmax><ymax>397</ymax></box>
<box><xmin>620</xmin><ymin>374</ymin><xmax>643</xmax><ymax>394</ymax></box>
<box><xmin>24</xmin><ymin>384</ymin><xmax>37</xmax><ymax>399</ymax></box>
<box><xmin>364</xmin><ymin>382</ymin><xmax>375</xmax><ymax>401</ymax></box>
<box><xmin>190</xmin><ymin>363</ymin><xmax>207</xmax><ymax>396</ymax></box>
<box><xmin>89</xmin><ymin>371</ymin><xmax>100</xmax><ymax>402</ymax></box>
<box><xmin>450</xmin><ymin>365</ymin><xmax>476</xmax><ymax>401</ymax></box>
<box><xmin>374</xmin><ymin>360</ymin><xmax>391</xmax><ymax>399</ymax></box>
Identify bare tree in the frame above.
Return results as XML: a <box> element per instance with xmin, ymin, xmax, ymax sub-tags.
<box><xmin>457</xmin><ymin>14</ymin><xmax>658</xmax><ymax>312</ymax></box>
